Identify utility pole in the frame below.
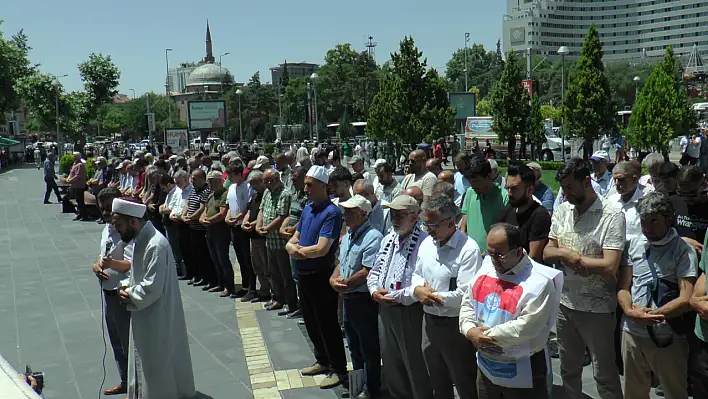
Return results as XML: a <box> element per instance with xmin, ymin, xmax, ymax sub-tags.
<box><xmin>146</xmin><ymin>94</ymin><xmax>155</xmax><ymax>144</ymax></box>
<box><xmin>165</xmin><ymin>48</ymin><xmax>173</xmax><ymax>127</ymax></box>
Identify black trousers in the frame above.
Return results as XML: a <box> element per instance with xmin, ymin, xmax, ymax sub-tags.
<box><xmin>71</xmin><ymin>187</ymin><xmax>86</xmax><ymax>217</ymax></box>
<box><xmin>231</xmin><ymin>226</ymin><xmax>255</xmax><ymax>291</ymax></box>
<box><xmin>188</xmin><ymin>227</ymin><xmax>217</xmax><ymax>286</ymax></box>
<box><xmin>298</xmin><ymin>268</ymin><xmax>347</xmax><ymax>374</ymax></box>
<box><xmin>178</xmin><ymin>222</ymin><xmax>196</xmax><ymax>278</ymax></box>
<box><xmin>44</xmin><ymin>179</ymin><xmax>61</xmax><ymax>202</ymax></box>
<box><xmin>206</xmin><ymin>226</ymin><xmax>234</xmax><ymax>292</ymax></box>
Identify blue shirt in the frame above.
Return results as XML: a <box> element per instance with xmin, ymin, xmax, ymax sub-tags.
<box><xmin>368</xmin><ymin>201</ymin><xmax>390</xmax><ymax>235</ymax></box>
<box><xmin>296</xmin><ymin>199</ymin><xmax>342</xmax><ymax>273</ymax></box>
<box><xmin>534</xmin><ymin>181</ymin><xmax>555</xmax><ymax>212</ymax></box>
<box><xmin>454</xmin><ymin>171</ymin><xmax>471</xmax><ymax>207</ymax></box>
<box><xmin>339</xmin><ymin>220</ymin><xmax>383</xmax><ymax>293</ymax></box>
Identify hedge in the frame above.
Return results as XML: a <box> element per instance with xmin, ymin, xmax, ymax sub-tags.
<box><xmin>59</xmin><ymin>154</ymin><xmax>96</xmax><ymax>177</ymax></box>
<box><xmin>495</xmin><ymin>159</ymin><xmax>564</xmax><ymax>171</ymax></box>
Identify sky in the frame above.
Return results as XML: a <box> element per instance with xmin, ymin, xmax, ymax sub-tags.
<box><xmin>3</xmin><ymin>0</ymin><xmax>506</xmax><ymax>97</ymax></box>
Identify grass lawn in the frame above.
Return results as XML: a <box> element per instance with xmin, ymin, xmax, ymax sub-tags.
<box><xmin>499</xmin><ymin>168</ymin><xmax>560</xmax><ymax>196</ymax></box>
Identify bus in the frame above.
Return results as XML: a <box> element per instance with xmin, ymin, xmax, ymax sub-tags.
<box><xmin>326</xmin><ymin>122</ymin><xmax>367</xmax><ymax>139</ymax></box>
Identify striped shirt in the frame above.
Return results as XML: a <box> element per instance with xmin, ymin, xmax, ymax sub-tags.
<box><xmin>260</xmin><ymin>186</ymin><xmax>292</xmax><ymax>249</ymax></box>
<box><xmin>187</xmin><ymin>183</ymin><xmax>211</xmax><ymax>230</ymax></box>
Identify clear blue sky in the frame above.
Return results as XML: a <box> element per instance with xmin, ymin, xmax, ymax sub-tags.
<box><xmin>4</xmin><ymin>0</ymin><xmax>505</xmax><ymax>96</ymax></box>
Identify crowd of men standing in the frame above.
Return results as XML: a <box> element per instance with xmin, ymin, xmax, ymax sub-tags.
<box><xmin>40</xmin><ymin>138</ymin><xmax>708</xmax><ymax>399</ymax></box>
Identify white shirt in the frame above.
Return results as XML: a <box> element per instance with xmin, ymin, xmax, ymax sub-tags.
<box><xmin>688</xmin><ymin>136</ymin><xmax>702</xmax><ymax>158</ymax></box>
<box><xmin>367</xmin><ymin>230</ymin><xmax>429</xmax><ymax>306</ymax></box>
<box><xmin>227</xmin><ymin>180</ymin><xmax>251</xmax><ymax>224</ymax></box>
<box><xmin>607</xmin><ymin>186</ymin><xmax>645</xmax><ymax>242</ymax></box>
<box><xmin>100</xmin><ymin>224</ymin><xmax>133</xmax><ymax>291</ymax></box>
<box><xmin>411</xmin><ymin>230</ymin><xmax>482</xmax><ymax>317</ymax></box>
<box><xmin>164</xmin><ymin>185</ymin><xmax>181</xmax><ymax>214</ymax></box>
<box><xmin>170</xmin><ymin>183</ymin><xmax>194</xmax><ymax>217</ymax></box>
<box><xmin>680</xmin><ymin>136</ymin><xmax>689</xmax><ymax>153</ymax></box>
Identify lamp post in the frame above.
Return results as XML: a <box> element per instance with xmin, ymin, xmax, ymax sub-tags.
<box><xmin>236</xmin><ymin>89</ymin><xmax>243</xmax><ymax>144</ymax></box>
<box><xmin>278</xmin><ymin>93</ymin><xmax>284</xmax><ymax>141</ymax></box>
<box><xmin>633</xmin><ymin>76</ymin><xmax>641</xmax><ymax>103</ymax></box>
<box><xmin>310</xmin><ymin>72</ymin><xmax>319</xmax><ymax>142</ymax></box>
<box><xmin>129</xmin><ymin>88</ymin><xmax>136</xmax><ymax>100</ymax></box>
<box><xmin>464</xmin><ymin>32</ymin><xmax>470</xmax><ymax>92</ymax></box>
<box><xmin>52</xmin><ymin>74</ymin><xmax>68</xmax><ymax>156</ymax></box>
<box><xmin>165</xmin><ymin>48</ymin><xmax>173</xmax><ymax>127</ymax></box>
<box><xmin>558</xmin><ymin>45</ymin><xmax>569</xmax><ymax>160</ymax></box>
<box><xmin>219</xmin><ymin>52</ymin><xmax>230</xmax><ymax>93</ymax></box>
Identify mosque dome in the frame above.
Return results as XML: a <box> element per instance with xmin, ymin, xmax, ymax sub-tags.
<box><xmin>186</xmin><ymin>63</ymin><xmax>231</xmax><ymax>87</ymax></box>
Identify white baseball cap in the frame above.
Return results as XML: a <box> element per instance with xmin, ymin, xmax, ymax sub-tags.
<box><xmin>339</xmin><ymin>194</ymin><xmax>372</xmax><ymax>214</ymax></box>
<box><xmin>590</xmin><ymin>150</ymin><xmax>610</xmax><ymax>162</ymax></box>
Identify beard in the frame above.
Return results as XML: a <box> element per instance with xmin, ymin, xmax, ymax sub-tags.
<box><xmin>119</xmin><ymin>228</ymin><xmax>137</xmax><ymax>243</ymax></box>
<box><xmin>509</xmin><ymin>195</ymin><xmax>528</xmax><ymax>208</ymax></box>
<box><xmin>566</xmin><ymin>192</ymin><xmax>586</xmax><ymax>206</ymax></box>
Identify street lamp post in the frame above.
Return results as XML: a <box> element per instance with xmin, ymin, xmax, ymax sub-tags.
<box><xmin>236</xmin><ymin>89</ymin><xmax>243</xmax><ymax>144</ymax></box>
<box><xmin>310</xmin><ymin>72</ymin><xmax>319</xmax><ymax>142</ymax></box>
<box><xmin>633</xmin><ymin>76</ymin><xmax>641</xmax><ymax>103</ymax></box>
<box><xmin>129</xmin><ymin>88</ymin><xmax>136</xmax><ymax>100</ymax></box>
<box><xmin>52</xmin><ymin>74</ymin><xmax>68</xmax><ymax>156</ymax></box>
<box><xmin>278</xmin><ymin>93</ymin><xmax>284</xmax><ymax>141</ymax></box>
<box><xmin>165</xmin><ymin>48</ymin><xmax>173</xmax><ymax>127</ymax></box>
<box><xmin>464</xmin><ymin>33</ymin><xmax>470</xmax><ymax>92</ymax></box>
<box><xmin>558</xmin><ymin>45</ymin><xmax>569</xmax><ymax>160</ymax></box>
<box><xmin>219</xmin><ymin>52</ymin><xmax>230</xmax><ymax>93</ymax></box>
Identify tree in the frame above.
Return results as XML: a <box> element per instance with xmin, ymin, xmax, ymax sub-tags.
<box><xmin>15</xmin><ymin>71</ymin><xmax>61</xmax><ymax>131</ymax></box>
<box><xmin>476</xmin><ymin>98</ymin><xmax>492</xmax><ymax>116</ymax></box>
<box><xmin>562</xmin><ymin>24</ymin><xmax>615</xmax><ymax>159</ymax></box>
<box><xmin>445</xmin><ymin>44</ymin><xmax>495</xmax><ymax>96</ymax></box>
<box><xmin>225</xmin><ymin>73</ymin><xmax>278</xmax><ymax>142</ymax></box>
<box><xmin>366</xmin><ymin>36</ymin><xmax>454</xmax><ymax>155</ymax></box>
<box><xmin>77</xmin><ymin>53</ymin><xmax>121</xmax><ymax>123</ymax></box>
<box><xmin>605</xmin><ymin>60</ymin><xmax>653</xmax><ymax>110</ymax></box>
<box><xmin>489</xmin><ymin>52</ymin><xmax>530</xmax><ymax>160</ymax></box>
<box><xmin>280</xmin><ymin>60</ymin><xmax>290</xmax><ymax>94</ymax></box>
<box><xmin>529</xmin><ymin>94</ymin><xmax>545</xmax><ymax>160</ymax></box>
<box><xmin>540</xmin><ymin>105</ymin><xmax>561</xmax><ymax>124</ymax></box>
<box><xmin>627</xmin><ymin>47</ymin><xmax>697</xmax><ymax>154</ymax></box>
<box><xmin>0</xmin><ymin>23</ymin><xmax>34</xmax><ymax>122</ymax></box>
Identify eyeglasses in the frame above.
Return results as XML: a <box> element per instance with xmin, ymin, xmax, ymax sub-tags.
<box><xmin>422</xmin><ymin>217</ymin><xmax>452</xmax><ymax>230</ymax></box>
<box><xmin>487</xmin><ymin>248</ymin><xmax>517</xmax><ymax>260</ymax></box>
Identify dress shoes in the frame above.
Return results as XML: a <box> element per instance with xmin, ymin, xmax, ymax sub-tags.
<box><xmin>266</xmin><ymin>301</ymin><xmax>283</xmax><ymax>311</ymax></box>
<box><xmin>206</xmin><ymin>285</ymin><xmax>221</xmax><ymax>292</ymax></box>
<box><xmin>287</xmin><ymin>308</ymin><xmax>303</xmax><ymax>319</ymax></box>
<box><xmin>252</xmin><ymin>295</ymin><xmax>270</xmax><ymax>303</ymax></box>
<box><xmin>193</xmin><ymin>280</ymin><xmax>208</xmax><ymax>287</ymax></box>
<box><xmin>240</xmin><ymin>291</ymin><xmax>256</xmax><ymax>302</ymax></box>
<box><xmin>300</xmin><ymin>363</ymin><xmax>328</xmax><ymax>376</ymax></box>
<box><xmin>232</xmin><ymin>289</ymin><xmax>248</xmax><ymax>298</ymax></box>
<box><xmin>103</xmin><ymin>383</ymin><xmax>127</xmax><ymax>395</ymax></box>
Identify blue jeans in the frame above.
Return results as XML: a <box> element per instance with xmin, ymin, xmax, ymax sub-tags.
<box><xmin>343</xmin><ymin>292</ymin><xmax>381</xmax><ymax>394</ymax></box>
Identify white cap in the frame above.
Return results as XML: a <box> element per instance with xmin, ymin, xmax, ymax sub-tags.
<box><xmin>112</xmin><ymin>198</ymin><xmax>146</xmax><ymax>218</ymax></box>
<box><xmin>590</xmin><ymin>150</ymin><xmax>610</xmax><ymax>162</ymax></box>
<box><xmin>373</xmin><ymin>159</ymin><xmax>387</xmax><ymax>168</ymax></box>
<box><xmin>306</xmin><ymin>165</ymin><xmax>329</xmax><ymax>184</ymax></box>
<box><xmin>339</xmin><ymin>194</ymin><xmax>372</xmax><ymax>214</ymax></box>
<box><xmin>254</xmin><ymin>155</ymin><xmax>269</xmax><ymax>169</ymax></box>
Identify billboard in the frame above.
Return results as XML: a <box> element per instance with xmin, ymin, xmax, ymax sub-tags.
<box><xmin>465</xmin><ymin>117</ymin><xmax>494</xmax><ymax>134</ymax></box>
<box><xmin>187</xmin><ymin>100</ymin><xmax>227</xmax><ymax>130</ymax></box>
<box><xmin>449</xmin><ymin>92</ymin><xmax>476</xmax><ymax>120</ymax></box>
<box><xmin>164</xmin><ymin>128</ymin><xmax>189</xmax><ymax>153</ymax></box>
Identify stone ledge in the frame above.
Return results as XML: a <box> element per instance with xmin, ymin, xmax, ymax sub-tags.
<box><xmin>0</xmin><ymin>355</ymin><xmax>41</xmax><ymax>399</ymax></box>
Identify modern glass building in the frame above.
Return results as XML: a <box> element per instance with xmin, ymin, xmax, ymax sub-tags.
<box><xmin>503</xmin><ymin>0</ymin><xmax>708</xmax><ymax>60</ymax></box>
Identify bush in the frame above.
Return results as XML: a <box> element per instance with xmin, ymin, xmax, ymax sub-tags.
<box><xmin>264</xmin><ymin>143</ymin><xmax>275</xmax><ymax>156</ymax></box>
<box><xmin>85</xmin><ymin>157</ymin><xmax>96</xmax><ymax>178</ymax></box>
<box><xmin>59</xmin><ymin>154</ymin><xmax>73</xmax><ymax>174</ymax></box>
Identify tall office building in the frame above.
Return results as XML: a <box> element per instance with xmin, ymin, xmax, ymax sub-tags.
<box><xmin>503</xmin><ymin>0</ymin><xmax>708</xmax><ymax>60</ymax></box>
<box><xmin>270</xmin><ymin>62</ymin><xmax>320</xmax><ymax>88</ymax></box>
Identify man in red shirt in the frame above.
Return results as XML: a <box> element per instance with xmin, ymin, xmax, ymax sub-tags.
<box><xmin>65</xmin><ymin>152</ymin><xmax>87</xmax><ymax>221</ymax></box>
<box><xmin>133</xmin><ymin>160</ymin><xmax>147</xmax><ymax>200</ymax></box>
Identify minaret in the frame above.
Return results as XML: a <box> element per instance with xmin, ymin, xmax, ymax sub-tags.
<box><xmin>204</xmin><ymin>20</ymin><xmax>215</xmax><ymax>64</ymax></box>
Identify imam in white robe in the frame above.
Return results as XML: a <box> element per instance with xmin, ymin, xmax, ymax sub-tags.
<box><xmin>124</xmin><ymin>221</ymin><xmax>195</xmax><ymax>399</ymax></box>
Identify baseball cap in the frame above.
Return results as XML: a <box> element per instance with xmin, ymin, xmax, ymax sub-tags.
<box><xmin>94</xmin><ymin>156</ymin><xmax>107</xmax><ymax>164</ymax></box>
<box><xmin>339</xmin><ymin>194</ymin><xmax>372</xmax><ymax>214</ymax></box>
<box><xmin>347</xmin><ymin>155</ymin><xmax>363</xmax><ymax>165</ymax></box>
<box><xmin>373</xmin><ymin>159</ymin><xmax>387</xmax><ymax>168</ymax></box>
<box><xmin>526</xmin><ymin>162</ymin><xmax>542</xmax><ymax>179</ymax></box>
<box><xmin>306</xmin><ymin>165</ymin><xmax>329</xmax><ymax>184</ymax></box>
<box><xmin>382</xmin><ymin>194</ymin><xmax>419</xmax><ymax>213</ymax></box>
<box><xmin>590</xmin><ymin>150</ymin><xmax>610</xmax><ymax>162</ymax></box>
<box><xmin>254</xmin><ymin>155</ymin><xmax>270</xmax><ymax>169</ymax></box>
<box><xmin>207</xmin><ymin>170</ymin><xmax>224</xmax><ymax>180</ymax></box>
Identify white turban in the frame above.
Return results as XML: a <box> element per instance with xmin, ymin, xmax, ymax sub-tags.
<box><xmin>112</xmin><ymin>198</ymin><xmax>146</xmax><ymax>218</ymax></box>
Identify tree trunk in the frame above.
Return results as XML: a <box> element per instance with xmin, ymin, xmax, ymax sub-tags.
<box><xmin>507</xmin><ymin>137</ymin><xmax>516</xmax><ymax>160</ymax></box>
<box><xmin>520</xmin><ymin>135</ymin><xmax>527</xmax><ymax>160</ymax></box>
<box><xmin>530</xmin><ymin>143</ymin><xmax>536</xmax><ymax>161</ymax></box>
<box><xmin>583</xmin><ymin>137</ymin><xmax>593</xmax><ymax>160</ymax></box>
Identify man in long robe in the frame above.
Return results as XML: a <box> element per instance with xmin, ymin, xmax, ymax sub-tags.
<box><xmin>112</xmin><ymin>198</ymin><xmax>196</xmax><ymax>399</ymax></box>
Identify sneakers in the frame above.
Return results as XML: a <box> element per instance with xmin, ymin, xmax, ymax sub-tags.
<box><xmin>319</xmin><ymin>372</ymin><xmax>345</xmax><ymax>389</ymax></box>
<box><xmin>300</xmin><ymin>363</ymin><xmax>328</xmax><ymax>376</ymax></box>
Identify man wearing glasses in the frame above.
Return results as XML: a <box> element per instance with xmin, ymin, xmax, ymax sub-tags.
<box><xmin>366</xmin><ymin>194</ymin><xmax>434</xmax><ymax>399</ymax></box>
<box><xmin>460</xmin><ymin>223</ymin><xmax>561</xmax><ymax>398</ymax></box>
<box><xmin>670</xmin><ymin>166</ymin><xmax>708</xmax><ymax>253</ymax></box>
<box><xmin>608</xmin><ymin>161</ymin><xmax>646</xmax><ymax>242</ymax></box>
<box><xmin>543</xmin><ymin>158</ymin><xmax>625</xmax><ymax>399</ymax></box>
<box><xmin>412</xmin><ymin>195</ymin><xmax>482</xmax><ymax>399</ymax></box>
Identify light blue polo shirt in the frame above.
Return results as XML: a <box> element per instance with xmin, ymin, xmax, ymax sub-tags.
<box><xmin>339</xmin><ymin>220</ymin><xmax>383</xmax><ymax>293</ymax></box>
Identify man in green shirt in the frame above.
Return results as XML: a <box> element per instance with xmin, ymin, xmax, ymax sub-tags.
<box><xmin>460</xmin><ymin>156</ymin><xmax>508</xmax><ymax>251</ymax></box>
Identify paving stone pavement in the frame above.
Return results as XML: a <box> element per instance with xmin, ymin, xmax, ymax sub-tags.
<box><xmin>0</xmin><ymin>166</ymin><xmax>658</xmax><ymax>399</ymax></box>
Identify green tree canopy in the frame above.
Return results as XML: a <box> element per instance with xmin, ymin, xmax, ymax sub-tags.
<box><xmin>489</xmin><ymin>52</ymin><xmax>530</xmax><ymax>159</ymax></box>
<box><xmin>78</xmin><ymin>53</ymin><xmax>121</xmax><ymax>121</ymax></box>
<box><xmin>627</xmin><ymin>47</ymin><xmax>697</xmax><ymax>154</ymax></box>
<box><xmin>366</xmin><ymin>36</ymin><xmax>454</xmax><ymax>150</ymax></box>
<box><xmin>0</xmin><ymin>22</ymin><xmax>34</xmax><ymax>122</ymax></box>
<box><xmin>562</xmin><ymin>24</ymin><xmax>615</xmax><ymax>159</ymax></box>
